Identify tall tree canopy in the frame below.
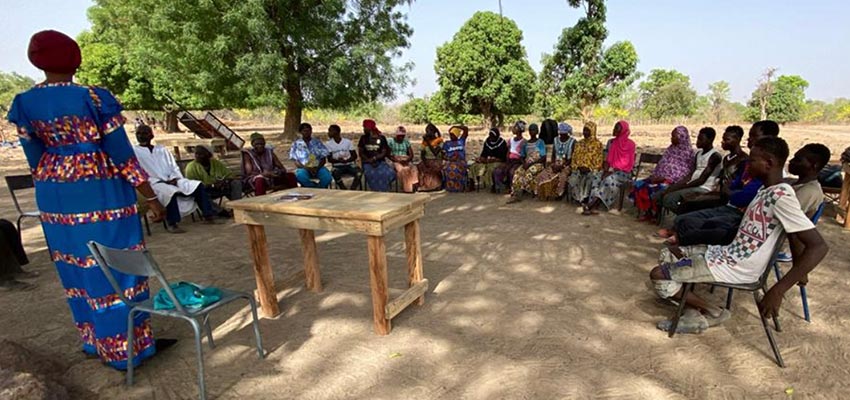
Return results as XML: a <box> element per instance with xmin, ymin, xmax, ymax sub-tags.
<box><xmin>0</xmin><ymin>72</ymin><xmax>35</xmax><ymax>111</ymax></box>
<box><xmin>540</xmin><ymin>0</ymin><xmax>639</xmax><ymax>121</ymax></box>
<box><xmin>78</xmin><ymin>0</ymin><xmax>414</xmax><ymax>136</ymax></box>
<box><xmin>746</xmin><ymin>75</ymin><xmax>809</xmax><ymax>123</ymax></box>
<box><xmin>638</xmin><ymin>69</ymin><xmax>697</xmax><ymax>120</ymax></box>
<box><xmin>434</xmin><ymin>11</ymin><xmax>536</xmax><ymax>128</ymax></box>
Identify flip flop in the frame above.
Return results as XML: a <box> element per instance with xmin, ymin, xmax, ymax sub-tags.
<box><xmin>657</xmin><ymin>309</ymin><xmax>709</xmax><ymax>334</ymax></box>
<box><xmin>705</xmin><ymin>309</ymin><xmax>732</xmax><ymax>327</ymax></box>
<box><xmin>655</xmin><ymin>229</ymin><xmax>674</xmax><ymax>239</ymax></box>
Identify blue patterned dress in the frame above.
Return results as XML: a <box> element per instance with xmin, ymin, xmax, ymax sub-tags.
<box><xmin>7</xmin><ymin>82</ymin><xmax>156</xmax><ymax>370</ymax></box>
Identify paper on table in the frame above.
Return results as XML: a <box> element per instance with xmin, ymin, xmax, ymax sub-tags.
<box><xmin>276</xmin><ymin>192</ymin><xmax>315</xmax><ymax>202</ymax></box>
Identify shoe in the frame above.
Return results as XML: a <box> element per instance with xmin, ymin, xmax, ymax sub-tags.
<box><xmin>165</xmin><ymin>225</ymin><xmax>186</xmax><ymax>234</ymax></box>
<box><xmin>776</xmin><ymin>252</ymin><xmax>792</xmax><ymax>263</ymax></box>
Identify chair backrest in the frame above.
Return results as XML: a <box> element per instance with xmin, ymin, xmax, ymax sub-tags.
<box><xmin>87</xmin><ymin>241</ymin><xmax>189</xmax><ymax>313</ymax></box>
<box><xmin>4</xmin><ymin>174</ymin><xmax>34</xmax><ymax>214</ymax></box>
<box><xmin>176</xmin><ymin>159</ymin><xmax>192</xmax><ymax>174</ymax></box>
<box><xmin>632</xmin><ymin>153</ymin><xmax>662</xmax><ymax>179</ymax></box>
<box><xmin>811</xmin><ymin>202</ymin><xmax>826</xmax><ymax>225</ymax></box>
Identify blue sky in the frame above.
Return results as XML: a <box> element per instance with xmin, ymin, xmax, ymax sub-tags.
<box><xmin>2</xmin><ymin>0</ymin><xmax>848</xmax><ymax>103</ymax></box>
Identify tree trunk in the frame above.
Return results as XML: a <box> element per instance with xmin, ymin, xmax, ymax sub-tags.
<box><xmin>480</xmin><ymin>101</ymin><xmax>499</xmax><ymax>129</ymax></box>
<box><xmin>165</xmin><ymin>110</ymin><xmax>179</xmax><ymax>133</ymax></box>
<box><xmin>283</xmin><ymin>83</ymin><xmax>303</xmax><ymax>140</ymax></box>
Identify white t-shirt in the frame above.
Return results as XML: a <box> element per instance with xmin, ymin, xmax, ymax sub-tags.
<box><xmin>704</xmin><ymin>183</ymin><xmax>815</xmax><ymax>284</ymax></box>
<box><xmin>324</xmin><ymin>138</ymin><xmax>355</xmax><ymax>166</ymax></box>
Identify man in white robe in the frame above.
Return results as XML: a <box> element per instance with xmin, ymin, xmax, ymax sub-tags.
<box><xmin>133</xmin><ymin>125</ymin><xmax>216</xmax><ymax>233</ymax></box>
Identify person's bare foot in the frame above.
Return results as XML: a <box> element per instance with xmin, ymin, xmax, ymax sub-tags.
<box><xmin>656</xmin><ymin>229</ymin><xmax>674</xmax><ymax>239</ymax></box>
<box><xmin>665</xmin><ymin>235</ymin><xmax>678</xmax><ymax>246</ymax></box>
<box><xmin>14</xmin><ymin>270</ymin><xmax>40</xmax><ymax>279</ymax></box>
<box><xmin>166</xmin><ymin>225</ymin><xmax>186</xmax><ymax>234</ymax></box>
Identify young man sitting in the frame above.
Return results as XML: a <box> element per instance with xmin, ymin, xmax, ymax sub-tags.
<box><xmin>290</xmin><ymin>123</ymin><xmax>332</xmax><ymax>188</ymax></box>
<box><xmin>657</xmin><ymin>127</ymin><xmax>723</xmax><ymax>215</ymax></box>
<box><xmin>649</xmin><ymin>136</ymin><xmax>829</xmax><ymax>333</ymax></box>
<box><xmin>662</xmin><ymin>121</ymin><xmax>779</xmax><ymax>246</ymax></box>
<box><xmin>324</xmin><ymin>124</ymin><xmax>362</xmax><ymax>190</ymax></box>
<box><xmin>185</xmin><ymin>144</ymin><xmax>243</xmax><ymax>206</ymax></box>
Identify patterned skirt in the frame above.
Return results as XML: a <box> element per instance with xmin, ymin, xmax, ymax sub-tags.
<box><xmin>512</xmin><ymin>163</ymin><xmax>545</xmax><ymax>195</ymax></box>
<box><xmin>590</xmin><ymin>170</ymin><xmax>631</xmax><ymax>209</ymax></box>
<box><xmin>418</xmin><ymin>159</ymin><xmax>443</xmax><ymax>191</ymax></box>
<box><xmin>392</xmin><ymin>161</ymin><xmax>419</xmax><ymax>193</ymax></box>
<box><xmin>469</xmin><ymin>161</ymin><xmax>503</xmax><ymax>189</ymax></box>
<box><xmin>569</xmin><ymin>171</ymin><xmax>595</xmax><ymax>203</ymax></box>
<box><xmin>443</xmin><ymin>160</ymin><xmax>468</xmax><ymax>192</ymax></box>
<box><xmin>536</xmin><ymin>165</ymin><xmax>570</xmax><ymax>200</ymax></box>
<box><xmin>493</xmin><ymin>159</ymin><xmax>522</xmax><ymax>191</ymax></box>
<box><xmin>364</xmin><ymin>161</ymin><xmax>396</xmax><ymax>192</ymax></box>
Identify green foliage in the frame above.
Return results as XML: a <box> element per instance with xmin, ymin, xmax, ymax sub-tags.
<box><xmin>541</xmin><ymin>0</ymin><xmax>639</xmax><ymax>120</ymax></box>
<box><xmin>0</xmin><ymin>71</ymin><xmax>35</xmax><ymax>111</ymax></box>
<box><xmin>434</xmin><ymin>11</ymin><xmax>536</xmax><ymax>128</ymax></box>
<box><xmin>400</xmin><ymin>97</ymin><xmax>430</xmax><ymax>124</ymax></box>
<box><xmin>638</xmin><ymin>69</ymin><xmax>697</xmax><ymax>120</ymax></box>
<box><xmin>746</xmin><ymin>75</ymin><xmax>809</xmax><ymax>123</ymax></box>
<box><xmin>78</xmin><ymin>0</ymin><xmax>413</xmax><ymax>135</ymax></box>
<box><xmin>703</xmin><ymin>81</ymin><xmax>733</xmax><ymax>124</ymax></box>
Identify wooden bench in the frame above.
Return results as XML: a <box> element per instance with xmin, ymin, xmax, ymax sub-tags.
<box><xmin>155</xmin><ymin>134</ymin><xmax>228</xmax><ymax>160</ymax></box>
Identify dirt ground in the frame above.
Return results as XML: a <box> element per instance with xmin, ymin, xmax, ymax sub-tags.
<box><xmin>1</xmin><ymin>124</ymin><xmax>849</xmax><ymax>399</ymax></box>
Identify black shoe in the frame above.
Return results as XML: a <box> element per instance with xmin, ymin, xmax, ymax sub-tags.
<box><xmin>155</xmin><ymin>338</ymin><xmax>178</xmax><ymax>352</ymax></box>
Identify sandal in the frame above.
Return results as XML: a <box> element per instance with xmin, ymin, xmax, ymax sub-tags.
<box><xmin>656</xmin><ymin>309</ymin><xmax>709</xmax><ymax>334</ymax></box>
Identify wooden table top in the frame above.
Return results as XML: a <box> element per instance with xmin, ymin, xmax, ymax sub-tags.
<box><xmin>228</xmin><ymin>188</ymin><xmax>430</xmax><ymax>222</ymax></box>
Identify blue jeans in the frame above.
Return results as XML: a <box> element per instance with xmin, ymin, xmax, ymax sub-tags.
<box><xmin>674</xmin><ymin>205</ymin><xmax>743</xmax><ymax>246</ymax></box>
<box><xmin>295</xmin><ymin>167</ymin><xmax>332</xmax><ymax>188</ymax></box>
<box><xmin>166</xmin><ymin>183</ymin><xmax>215</xmax><ymax>226</ymax></box>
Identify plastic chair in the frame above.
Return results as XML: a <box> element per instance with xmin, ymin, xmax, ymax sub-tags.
<box><xmin>618</xmin><ymin>153</ymin><xmax>662</xmax><ymax>211</ymax></box>
<box><xmin>771</xmin><ymin>202</ymin><xmax>825</xmax><ymax>322</ymax></box>
<box><xmin>668</xmin><ymin>236</ymin><xmax>787</xmax><ymax>367</ymax></box>
<box><xmin>87</xmin><ymin>241</ymin><xmax>265</xmax><ymax>400</ymax></box>
<box><xmin>4</xmin><ymin>174</ymin><xmax>40</xmax><ymax>234</ymax></box>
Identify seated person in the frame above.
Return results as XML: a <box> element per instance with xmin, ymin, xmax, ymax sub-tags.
<box><xmin>568</xmin><ymin>122</ymin><xmax>604</xmax><ymax>203</ymax></box>
<box><xmin>493</xmin><ymin>121</ymin><xmax>527</xmax><ymax>194</ymax></box>
<box><xmin>325</xmin><ymin>124</ymin><xmax>361</xmax><ymax>190</ymax></box>
<box><xmin>418</xmin><ymin>123</ymin><xmax>445</xmax><ymax>192</ymax></box>
<box><xmin>469</xmin><ymin>128</ymin><xmax>508</xmax><ymax>192</ymax></box>
<box><xmin>661</xmin><ymin>121</ymin><xmax>779</xmax><ymax>246</ymax></box>
<box><xmin>133</xmin><ymin>125</ymin><xmax>216</xmax><ymax>233</ymax></box>
<box><xmin>388</xmin><ymin>126</ymin><xmax>419</xmax><ymax>193</ymax></box>
<box><xmin>788</xmin><ymin>144</ymin><xmax>830</xmax><ymax>218</ymax></box>
<box><xmin>649</xmin><ymin>137</ymin><xmax>829</xmax><ymax>333</ymax></box>
<box><xmin>657</xmin><ymin>127</ymin><xmax>724</xmax><ymax>215</ymax></box>
<box><xmin>242</xmin><ymin>132</ymin><xmax>297</xmax><ymax>195</ymax></box>
<box><xmin>507</xmin><ymin>122</ymin><xmax>546</xmax><ymax>203</ymax></box>
<box><xmin>632</xmin><ymin>126</ymin><xmax>695</xmax><ymax>221</ymax></box>
<box><xmin>0</xmin><ymin>219</ymin><xmax>36</xmax><ymax>291</ymax></box>
<box><xmin>536</xmin><ymin>122</ymin><xmax>575</xmax><ymax>200</ymax></box>
<box><xmin>443</xmin><ymin>126</ymin><xmax>469</xmax><ymax>193</ymax></box>
<box><xmin>359</xmin><ymin>119</ymin><xmax>395</xmax><ymax>192</ymax></box>
<box><xmin>185</xmin><ymin>144</ymin><xmax>243</xmax><ymax>205</ymax></box>
<box><xmin>583</xmin><ymin>120</ymin><xmax>636</xmax><ymax>215</ymax></box>
<box><xmin>290</xmin><ymin>123</ymin><xmax>332</xmax><ymax>188</ymax></box>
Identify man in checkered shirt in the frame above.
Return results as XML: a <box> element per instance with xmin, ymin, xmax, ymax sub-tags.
<box><xmin>649</xmin><ymin>137</ymin><xmax>829</xmax><ymax>333</ymax></box>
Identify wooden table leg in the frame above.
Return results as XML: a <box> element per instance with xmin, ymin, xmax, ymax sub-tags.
<box><xmin>367</xmin><ymin>236</ymin><xmax>391</xmax><ymax>335</ymax></box>
<box><xmin>299</xmin><ymin>229</ymin><xmax>323</xmax><ymax>292</ymax></box>
<box><xmin>173</xmin><ymin>146</ymin><xmax>181</xmax><ymax>161</ymax></box>
<box><xmin>246</xmin><ymin>224</ymin><xmax>280</xmax><ymax>318</ymax></box>
<box><xmin>404</xmin><ymin>220</ymin><xmax>425</xmax><ymax>306</ymax></box>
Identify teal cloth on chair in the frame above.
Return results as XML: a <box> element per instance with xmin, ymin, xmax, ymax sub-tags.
<box><xmin>154</xmin><ymin>282</ymin><xmax>222</xmax><ymax>310</ymax></box>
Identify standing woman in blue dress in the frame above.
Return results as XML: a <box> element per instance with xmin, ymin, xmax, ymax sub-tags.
<box><xmin>7</xmin><ymin>30</ymin><xmax>169</xmax><ymax>370</ymax></box>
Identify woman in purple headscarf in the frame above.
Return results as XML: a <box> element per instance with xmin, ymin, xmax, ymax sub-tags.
<box><xmin>631</xmin><ymin>126</ymin><xmax>694</xmax><ymax>221</ymax></box>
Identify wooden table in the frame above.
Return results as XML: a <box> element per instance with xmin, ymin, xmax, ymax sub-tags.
<box><xmin>228</xmin><ymin>188</ymin><xmax>430</xmax><ymax>335</ymax></box>
<box><xmin>837</xmin><ymin>163</ymin><xmax>850</xmax><ymax>228</ymax></box>
<box><xmin>155</xmin><ymin>135</ymin><xmax>228</xmax><ymax>160</ymax></box>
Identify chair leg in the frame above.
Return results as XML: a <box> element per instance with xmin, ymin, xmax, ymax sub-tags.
<box><xmin>16</xmin><ymin>215</ymin><xmax>23</xmax><ymax>235</ymax></box>
<box><xmin>189</xmin><ymin>318</ymin><xmax>207</xmax><ymax>400</ymax></box>
<box><xmin>773</xmin><ymin>262</ymin><xmax>783</xmax><ymax>281</ymax></box>
<box><xmin>668</xmin><ymin>282</ymin><xmax>691</xmax><ymax>338</ymax></box>
<box><xmin>800</xmin><ymin>285</ymin><xmax>811</xmax><ymax>322</ymax></box>
<box><xmin>754</xmin><ymin>291</ymin><xmax>785</xmax><ymax>367</ymax></box>
<box><xmin>246</xmin><ymin>296</ymin><xmax>265</xmax><ymax>359</ymax></box>
<box><xmin>203</xmin><ymin>314</ymin><xmax>215</xmax><ymax>348</ymax></box>
<box><xmin>725</xmin><ymin>288</ymin><xmax>734</xmax><ymax>310</ymax></box>
<box><xmin>143</xmin><ymin>215</ymin><xmax>151</xmax><ymax>236</ymax></box>
<box><xmin>126</xmin><ymin>309</ymin><xmax>136</xmax><ymax>386</ymax></box>
<box><xmin>709</xmin><ymin>285</ymin><xmax>715</xmax><ymax>294</ymax></box>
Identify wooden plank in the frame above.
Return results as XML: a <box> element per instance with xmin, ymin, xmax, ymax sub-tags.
<box><xmin>228</xmin><ymin>188</ymin><xmax>430</xmax><ymax>222</ymax></box>
<box><xmin>235</xmin><ymin>209</ymin><xmax>384</xmax><ymax>235</ymax></box>
<box><xmin>384</xmin><ymin>279</ymin><xmax>429</xmax><ymax>320</ymax></box>
<box><xmin>404</xmin><ymin>220</ymin><xmax>425</xmax><ymax>306</ymax></box>
<box><xmin>246</xmin><ymin>224</ymin><xmax>280</xmax><ymax>318</ymax></box>
<box><xmin>381</xmin><ymin>208</ymin><xmax>424</xmax><ymax>235</ymax></box>
<box><xmin>840</xmin><ymin>163</ymin><xmax>850</xmax><ymax>228</ymax></box>
<box><xmin>299</xmin><ymin>229</ymin><xmax>323</xmax><ymax>292</ymax></box>
<box><xmin>254</xmin><ymin>269</ymin><xmax>305</xmax><ymax>302</ymax></box>
<box><xmin>367</xmin><ymin>236</ymin><xmax>391</xmax><ymax>335</ymax></box>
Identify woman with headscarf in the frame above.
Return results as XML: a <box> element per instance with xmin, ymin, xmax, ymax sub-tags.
<box><xmin>493</xmin><ymin>121</ymin><xmax>528</xmax><ymax>193</ymax></box>
<box><xmin>568</xmin><ymin>121</ymin><xmax>604</xmax><ymax>203</ymax></box>
<box><xmin>536</xmin><ymin>122</ymin><xmax>576</xmax><ymax>200</ymax></box>
<box><xmin>507</xmin><ymin>123</ymin><xmax>547</xmax><ymax>203</ymax></box>
<box><xmin>583</xmin><ymin>120</ymin><xmax>636</xmax><ymax>215</ymax></box>
<box><xmin>470</xmin><ymin>127</ymin><xmax>508</xmax><ymax>192</ymax></box>
<box><xmin>443</xmin><ymin>125</ymin><xmax>470</xmax><ymax>192</ymax></box>
<box><xmin>242</xmin><ymin>132</ymin><xmax>297</xmax><ymax>195</ymax></box>
<box><xmin>631</xmin><ymin>126</ymin><xmax>694</xmax><ymax>221</ymax></box>
<box><xmin>358</xmin><ymin>119</ymin><xmax>396</xmax><ymax>192</ymax></box>
<box><xmin>418</xmin><ymin>123</ymin><xmax>445</xmax><ymax>192</ymax></box>
<box><xmin>388</xmin><ymin>126</ymin><xmax>419</xmax><ymax>193</ymax></box>
<box><xmin>6</xmin><ymin>30</ymin><xmax>170</xmax><ymax>369</ymax></box>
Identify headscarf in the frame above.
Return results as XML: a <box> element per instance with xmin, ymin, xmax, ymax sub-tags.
<box><xmin>249</xmin><ymin>132</ymin><xmax>265</xmax><ymax>144</ymax></box>
<box><xmin>572</xmin><ymin>122</ymin><xmax>604</xmax><ymax>171</ymax></box>
<box><xmin>485</xmin><ymin>128</ymin><xmax>505</xmax><ymax>150</ymax></box>
<box><xmin>196</xmin><ymin>144</ymin><xmax>215</xmax><ymax>155</ymax></box>
<box><xmin>607</xmin><ymin>120</ymin><xmax>636</xmax><ymax>172</ymax></box>
<box><xmin>448</xmin><ymin>126</ymin><xmax>463</xmax><ymax>137</ymax></box>
<box><xmin>513</xmin><ymin>120</ymin><xmax>527</xmax><ymax>133</ymax></box>
<box><xmin>653</xmin><ymin>126</ymin><xmax>694</xmax><ymax>182</ymax></box>
<box><xmin>363</xmin><ymin>119</ymin><xmax>380</xmax><ymax>134</ymax></box>
<box><xmin>27</xmin><ymin>30</ymin><xmax>81</xmax><ymax>73</ymax></box>
<box><xmin>558</xmin><ymin>122</ymin><xmax>573</xmax><ymax>135</ymax></box>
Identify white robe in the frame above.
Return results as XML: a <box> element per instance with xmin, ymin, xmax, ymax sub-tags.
<box><xmin>133</xmin><ymin>145</ymin><xmax>200</xmax><ymax>216</ymax></box>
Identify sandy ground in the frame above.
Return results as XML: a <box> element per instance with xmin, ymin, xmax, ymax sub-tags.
<box><xmin>1</xmin><ymin>125</ymin><xmax>850</xmax><ymax>399</ymax></box>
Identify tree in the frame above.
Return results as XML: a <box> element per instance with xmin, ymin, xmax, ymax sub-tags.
<box><xmin>746</xmin><ymin>75</ymin><xmax>809</xmax><ymax>123</ymax></box>
<box><xmin>0</xmin><ymin>72</ymin><xmax>35</xmax><ymax>111</ymax></box>
<box><xmin>705</xmin><ymin>80</ymin><xmax>731</xmax><ymax>124</ymax></box>
<box><xmin>400</xmin><ymin>97</ymin><xmax>430</xmax><ymax>124</ymax></box>
<box><xmin>540</xmin><ymin>0</ymin><xmax>639</xmax><ymax>121</ymax></box>
<box><xmin>434</xmin><ymin>11</ymin><xmax>536</xmax><ymax>128</ymax></box>
<box><xmin>638</xmin><ymin>69</ymin><xmax>697</xmax><ymax>120</ymax></box>
<box><xmin>79</xmin><ymin>0</ymin><xmax>414</xmax><ymax>137</ymax></box>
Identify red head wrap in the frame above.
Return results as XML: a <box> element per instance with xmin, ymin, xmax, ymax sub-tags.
<box><xmin>27</xmin><ymin>30</ymin><xmax>81</xmax><ymax>74</ymax></box>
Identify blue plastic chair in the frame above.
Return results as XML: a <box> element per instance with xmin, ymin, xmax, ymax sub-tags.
<box><xmin>87</xmin><ymin>241</ymin><xmax>265</xmax><ymax>400</ymax></box>
<box><xmin>771</xmin><ymin>201</ymin><xmax>825</xmax><ymax>322</ymax></box>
